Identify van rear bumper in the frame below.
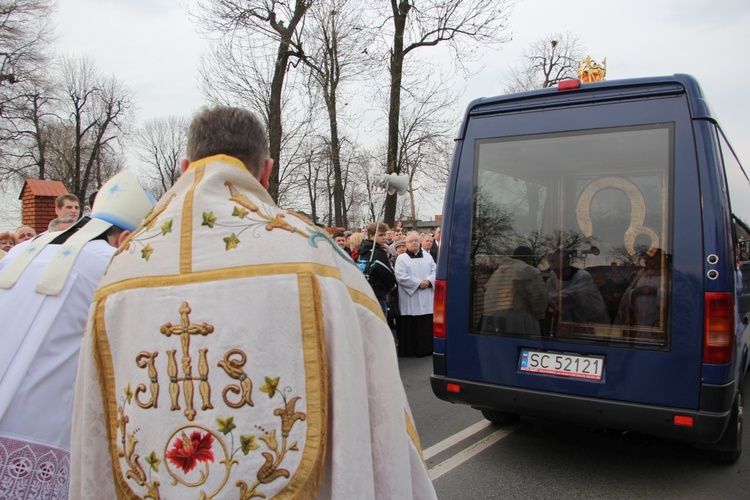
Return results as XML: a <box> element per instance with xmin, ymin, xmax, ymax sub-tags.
<box><xmin>430</xmin><ymin>373</ymin><xmax>734</xmax><ymax>444</ymax></box>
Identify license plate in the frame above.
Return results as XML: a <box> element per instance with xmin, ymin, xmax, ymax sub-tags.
<box><xmin>519</xmin><ymin>349</ymin><xmax>604</xmax><ymax>380</ymax></box>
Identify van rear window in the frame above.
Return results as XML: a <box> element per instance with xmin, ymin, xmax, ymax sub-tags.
<box><xmin>470</xmin><ymin>124</ymin><xmax>672</xmax><ymax>347</ymax></box>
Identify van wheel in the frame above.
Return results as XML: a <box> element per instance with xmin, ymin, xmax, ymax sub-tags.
<box><xmin>481</xmin><ymin>409</ymin><xmax>520</xmax><ymax>426</ymax></box>
<box><xmin>704</xmin><ymin>392</ymin><xmax>743</xmax><ymax>464</ymax></box>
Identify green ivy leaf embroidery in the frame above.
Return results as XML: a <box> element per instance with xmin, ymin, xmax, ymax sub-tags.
<box><xmin>202</xmin><ymin>212</ymin><xmax>217</xmax><ymax>228</ymax></box>
<box><xmin>232</xmin><ymin>206</ymin><xmax>249</xmax><ymax>219</ymax></box>
<box><xmin>260</xmin><ymin>376</ymin><xmax>280</xmax><ymax>398</ymax></box>
<box><xmin>217</xmin><ymin>416</ymin><xmax>236</xmax><ymax>435</ymax></box>
<box><xmin>161</xmin><ymin>220</ymin><xmax>173</xmax><ymax>235</ymax></box>
<box><xmin>144</xmin><ymin>451</ymin><xmax>161</xmax><ymax>472</ymax></box>
<box><xmin>240</xmin><ymin>434</ymin><xmax>260</xmax><ymax>455</ymax></box>
<box><xmin>224</xmin><ymin>233</ymin><xmax>240</xmax><ymax>250</ymax></box>
<box><xmin>141</xmin><ymin>244</ymin><xmax>154</xmax><ymax>261</ymax></box>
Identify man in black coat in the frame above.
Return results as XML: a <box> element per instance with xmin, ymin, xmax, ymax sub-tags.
<box><xmin>430</xmin><ymin>227</ymin><xmax>440</xmax><ymax>262</ymax></box>
<box><xmin>358</xmin><ymin>222</ymin><xmax>397</xmax><ymax>317</ymax></box>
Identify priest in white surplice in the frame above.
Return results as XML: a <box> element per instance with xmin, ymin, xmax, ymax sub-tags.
<box><xmin>394</xmin><ymin>232</ymin><xmax>437</xmax><ymax>357</ymax></box>
<box><xmin>68</xmin><ymin>107</ymin><xmax>436</xmax><ymax>499</ymax></box>
<box><xmin>0</xmin><ymin>171</ymin><xmax>155</xmax><ymax>499</ymax></box>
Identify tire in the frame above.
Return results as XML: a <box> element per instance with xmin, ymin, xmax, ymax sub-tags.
<box><xmin>481</xmin><ymin>409</ymin><xmax>520</xmax><ymax>426</ymax></box>
<box><xmin>704</xmin><ymin>391</ymin><xmax>743</xmax><ymax>464</ymax></box>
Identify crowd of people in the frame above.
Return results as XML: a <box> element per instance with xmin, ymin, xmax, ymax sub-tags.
<box><xmin>331</xmin><ymin>223</ymin><xmax>441</xmax><ymax>357</ymax></box>
<box><xmin>0</xmin><ymin>106</ymin><xmax>437</xmax><ymax>499</ymax></box>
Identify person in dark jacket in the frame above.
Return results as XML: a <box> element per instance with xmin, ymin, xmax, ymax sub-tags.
<box><xmin>358</xmin><ymin>222</ymin><xmax>397</xmax><ymax>317</ymax></box>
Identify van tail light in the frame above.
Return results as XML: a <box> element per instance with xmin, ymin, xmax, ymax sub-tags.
<box><xmin>673</xmin><ymin>415</ymin><xmax>694</xmax><ymax>427</ymax></box>
<box><xmin>433</xmin><ymin>279</ymin><xmax>446</xmax><ymax>339</ymax></box>
<box><xmin>703</xmin><ymin>292</ymin><xmax>734</xmax><ymax>364</ymax></box>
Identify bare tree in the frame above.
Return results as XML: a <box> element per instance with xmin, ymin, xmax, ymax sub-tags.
<box><xmin>297</xmin><ymin>0</ymin><xmax>370</xmax><ymax>227</ymax></box>
<box><xmin>396</xmin><ymin>76</ymin><xmax>456</xmax><ymax>226</ymax></box>
<box><xmin>0</xmin><ymin>0</ymin><xmax>54</xmax><ymax>84</ymax></box>
<box><xmin>53</xmin><ymin>56</ymin><xmax>134</xmax><ymax>203</ymax></box>
<box><xmin>0</xmin><ymin>0</ymin><xmax>55</xmax><ymax>178</ymax></box>
<box><xmin>504</xmin><ymin>32</ymin><xmax>584</xmax><ymax>93</ymax></box>
<box><xmin>134</xmin><ymin>115</ymin><xmax>188</xmax><ymax>198</ymax></box>
<box><xmin>471</xmin><ymin>185</ymin><xmax>514</xmax><ymax>258</ymax></box>
<box><xmin>286</xmin><ymin>141</ymin><xmax>327</xmax><ymax>225</ymax></box>
<box><xmin>380</xmin><ymin>0</ymin><xmax>513</xmax><ymax>225</ymax></box>
<box><xmin>0</xmin><ymin>77</ymin><xmax>57</xmax><ymax>182</ymax></box>
<box><xmin>194</xmin><ymin>0</ymin><xmax>313</xmax><ymax>202</ymax></box>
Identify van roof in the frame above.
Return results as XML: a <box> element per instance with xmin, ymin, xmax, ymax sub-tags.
<box><xmin>458</xmin><ymin>74</ymin><xmax>714</xmax><ymax>139</ymax></box>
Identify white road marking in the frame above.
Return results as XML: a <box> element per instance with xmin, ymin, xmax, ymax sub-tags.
<box><xmin>427</xmin><ymin>425</ymin><xmax>518</xmax><ymax>481</ymax></box>
<box><xmin>423</xmin><ymin>420</ymin><xmax>493</xmax><ymax>460</ymax></box>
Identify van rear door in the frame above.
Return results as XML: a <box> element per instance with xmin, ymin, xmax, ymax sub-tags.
<box><xmin>441</xmin><ymin>83</ymin><xmax>705</xmax><ymax>410</ymax></box>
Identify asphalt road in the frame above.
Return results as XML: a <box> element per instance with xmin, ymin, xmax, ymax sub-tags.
<box><xmin>399</xmin><ymin>355</ymin><xmax>750</xmax><ymax>500</ymax></box>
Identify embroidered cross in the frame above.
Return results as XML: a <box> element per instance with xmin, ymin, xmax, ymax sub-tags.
<box><xmin>160</xmin><ymin>302</ymin><xmax>214</xmax><ymax>421</ymax></box>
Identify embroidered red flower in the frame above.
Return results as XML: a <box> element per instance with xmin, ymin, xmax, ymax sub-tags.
<box><xmin>166</xmin><ymin>430</ymin><xmax>215</xmax><ymax>473</ymax></box>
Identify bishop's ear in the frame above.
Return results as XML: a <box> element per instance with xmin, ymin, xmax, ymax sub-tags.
<box><xmin>117</xmin><ymin>230</ymin><xmax>131</xmax><ymax>247</ymax></box>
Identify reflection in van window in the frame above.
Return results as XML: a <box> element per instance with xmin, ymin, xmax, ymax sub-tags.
<box><xmin>471</xmin><ymin>124</ymin><xmax>672</xmax><ymax>346</ymax></box>
<box><xmin>719</xmin><ymin>128</ymin><xmax>750</xmax><ymax>317</ymax></box>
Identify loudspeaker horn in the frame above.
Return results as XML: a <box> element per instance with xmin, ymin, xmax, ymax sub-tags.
<box><xmin>374</xmin><ymin>173</ymin><xmax>408</xmax><ymax>196</ymax></box>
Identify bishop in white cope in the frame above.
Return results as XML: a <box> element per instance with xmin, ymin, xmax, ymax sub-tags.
<box><xmin>0</xmin><ymin>171</ymin><xmax>155</xmax><ymax>499</ymax></box>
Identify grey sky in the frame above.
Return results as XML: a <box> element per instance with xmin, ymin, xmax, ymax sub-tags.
<box><xmin>1</xmin><ymin>0</ymin><xmax>748</xmax><ymax>230</ymax></box>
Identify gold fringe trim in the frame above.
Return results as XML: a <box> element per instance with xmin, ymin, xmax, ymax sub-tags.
<box><xmin>405</xmin><ymin>410</ymin><xmax>426</xmax><ymax>466</ymax></box>
<box><xmin>277</xmin><ymin>273</ymin><xmax>329</xmax><ymax>498</ymax></box>
<box><xmin>93</xmin><ymin>298</ymin><xmax>141</xmax><ymax>499</ymax></box>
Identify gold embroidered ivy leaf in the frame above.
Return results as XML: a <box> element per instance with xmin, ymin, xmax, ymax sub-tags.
<box><xmin>217</xmin><ymin>416</ymin><xmax>236</xmax><ymax>435</ymax></box>
<box><xmin>289</xmin><ymin>441</ymin><xmax>299</xmax><ymax>451</ymax></box>
<box><xmin>145</xmin><ymin>451</ymin><xmax>161</xmax><ymax>472</ymax></box>
<box><xmin>224</xmin><ymin>233</ymin><xmax>240</xmax><ymax>250</ymax></box>
<box><xmin>240</xmin><ymin>434</ymin><xmax>260</xmax><ymax>455</ymax></box>
<box><xmin>260</xmin><ymin>376</ymin><xmax>280</xmax><ymax>398</ymax></box>
<box><xmin>141</xmin><ymin>244</ymin><xmax>154</xmax><ymax>261</ymax></box>
<box><xmin>124</xmin><ymin>384</ymin><xmax>133</xmax><ymax>405</ymax></box>
<box><xmin>161</xmin><ymin>220</ymin><xmax>173</xmax><ymax>235</ymax></box>
<box><xmin>258</xmin><ymin>429</ymin><xmax>278</xmax><ymax>451</ymax></box>
<box><xmin>232</xmin><ymin>206</ymin><xmax>250</xmax><ymax>219</ymax></box>
<box><xmin>202</xmin><ymin>211</ymin><xmax>217</xmax><ymax>228</ymax></box>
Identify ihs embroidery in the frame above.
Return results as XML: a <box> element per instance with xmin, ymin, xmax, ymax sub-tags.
<box><xmin>117</xmin><ymin>301</ymin><xmax>308</xmax><ymax>498</ymax></box>
<box><xmin>160</xmin><ymin>302</ymin><xmax>215</xmax><ymax>421</ymax></box>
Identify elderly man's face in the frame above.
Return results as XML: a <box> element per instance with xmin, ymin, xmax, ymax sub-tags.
<box><xmin>15</xmin><ymin>226</ymin><xmax>36</xmax><ymax>244</ymax></box>
<box><xmin>406</xmin><ymin>234</ymin><xmax>420</xmax><ymax>253</ymax></box>
<box><xmin>396</xmin><ymin>244</ymin><xmax>407</xmax><ymax>254</ymax></box>
<box><xmin>57</xmin><ymin>199</ymin><xmax>80</xmax><ymax>219</ymax></box>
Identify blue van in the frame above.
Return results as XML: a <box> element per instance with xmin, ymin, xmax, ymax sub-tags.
<box><xmin>431</xmin><ymin>75</ymin><xmax>750</xmax><ymax>462</ymax></box>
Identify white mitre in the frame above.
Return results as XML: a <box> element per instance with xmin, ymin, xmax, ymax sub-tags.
<box><xmin>0</xmin><ymin>170</ymin><xmax>155</xmax><ymax>294</ymax></box>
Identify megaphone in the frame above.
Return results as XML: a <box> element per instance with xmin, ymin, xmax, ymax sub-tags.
<box><xmin>374</xmin><ymin>173</ymin><xmax>408</xmax><ymax>196</ymax></box>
